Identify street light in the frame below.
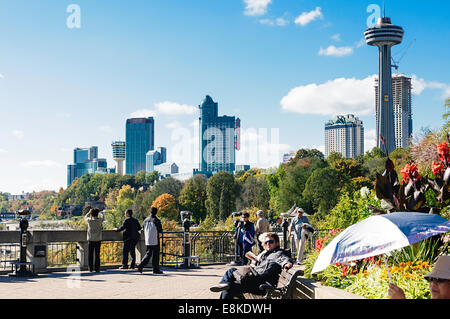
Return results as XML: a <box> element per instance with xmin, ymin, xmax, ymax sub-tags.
<box><xmin>281</xmin><ymin>213</ymin><xmax>291</xmax><ymax>251</ymax></box>
<box><xmin>228</xmin><ymin>212</ymin><xmax>242</xmax><ymax>266</ymax></box>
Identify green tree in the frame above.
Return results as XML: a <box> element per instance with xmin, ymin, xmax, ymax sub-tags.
<box><xmin>237</xmin><ymin>174</ymin><xmax>270</xmax><ymax>212</ymax></box>
<box><xmin>205</xmin><ymin>172</ymin><xmax>239</xmax><ymax>221</ymax></box>
<box><xmin>303</xmin><ymin>167</ymin><xmax>344</xmax><ymax>216</ymax></box>
<box><xmin>178</xmin><ymin>174</ymin><xmax>207</xmax><ymax>223</ymax></box>
<box><xmin>277</xmin><ymin>157</ymin><xmax>326</xmax><ymax>213</ymax></box>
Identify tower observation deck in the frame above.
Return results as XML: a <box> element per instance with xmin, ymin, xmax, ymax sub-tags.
<box><xmin>365</xmin><ymin>15</ymin><xmax>404</xmax><ymax>154</ymax></box>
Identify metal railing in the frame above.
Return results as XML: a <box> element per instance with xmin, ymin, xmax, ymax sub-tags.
<box><xmin>160</xmin><ymin>231</ymin><xmax>235</xmax><ymax>266</ymax></box>
<box><xmin>0</xmin><ymin>244</ymin><xmax>20</xmax><ymax>270</ymax></box>
<box><xmin>100</xmin><ymin>241</ymin><xmax>123</xmax><ymax>265</ymax></box>
<box><xmin>191</xmin><ymin>231</ymin><xmax>234</xmax><ymax>264</ymax></box>
<box><xmin>47</xmin><ymin>242</ymin><xmax>78</xmax><ymax>268</ymax></box>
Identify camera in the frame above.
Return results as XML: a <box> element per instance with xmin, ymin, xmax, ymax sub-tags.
<box><xmin>232</xmin><ymin>212</ymin><xmax>242</xmax><ymax>218</ymax></box>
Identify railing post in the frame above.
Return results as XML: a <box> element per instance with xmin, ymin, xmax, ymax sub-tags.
<box><xmin>77</xmin><ymin>241</ymin><xmax>89</xmax><ymax>270</ymax></box>
<box><xmin>27</xmin><ymin>231</ymin><xmax>48</xmax><ymax>273</ymax></box>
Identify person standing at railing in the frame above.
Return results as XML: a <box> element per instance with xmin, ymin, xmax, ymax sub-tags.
<box><xmin>288</xmin><ymin>207</ymin><xmax>313</xmax><ymax>265</ymax></box>
<box><xmin>137</xmin><ymin>207</ymin><xmax>163</xmax><ymax>274</ymax></box>
<box><xmin>115</xmin><ymin>209</ymin><xmax>142</xmax><ymax>270</ymax></box>
<box><xmin>84</xmin><ymin>208</ymin><xmax>104</xmax><ymax>273</ymax></box>
<box><xmin>238</xmin><ymin>212</ymin><xmax>255</xmax><ymax>266</ymax></box>
<box><xmin>255</xmin><ymin>210</ymin><xmax>271</xmax><ymax>253</ymax></box>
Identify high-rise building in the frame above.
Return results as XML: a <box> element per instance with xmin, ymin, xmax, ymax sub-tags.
<box><xmin>198</xmin><ymin>95</ymin><xmax>239</xmax><ymax>174</ymax></box>
<box><xmin>325</xmin><ymin>114</ymin><xmax>364</xmax><ymax>158</ymax></box>
<box><xmin>365</xmin><ymin>9</ymin><xmax>404</xmax><ymax>154</ymax></box>
<box><xmin>126</xmin><ymin>117</ymin><xmax>155</xmax><ymax>175</ymax></box>
<box><xmin>112</xmin><ymin>141</ymin><xmax>126</xmax><ymax>175</ymax></box>
<box><xmin>67</xmin><ymin>146</ymin><xmax>115</xmax><ymax>186</ymax></box>
<box><xmin>375</xmin><ymin>74</ymin><xmax>413</xmax><ymax>149</ymax></box>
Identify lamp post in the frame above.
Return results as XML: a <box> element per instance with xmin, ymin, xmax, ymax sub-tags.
<box><xmin>228</xmin><ymin>212</ymin><xmax>242</xmax><ymax>266</ymax></box>
<box><xmin>179</xmin><ymin>211</ymin><xmax>193</xmax><ymax>268</ymax></box>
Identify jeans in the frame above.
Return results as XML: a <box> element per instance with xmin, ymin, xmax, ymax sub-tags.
<box><xmin>219</xmin><ymin>267</ymin><xmax>261</xmax><ymax>299</ymax></box>
<box><xmin>88</xmin><ymin>241</ymin><xmax>101</xmax><ymax>272</ymax></box>
<box><xmin>122</xmin><ymin>239</ymin><xmax>138</xmax><ymax>267</ymax></box>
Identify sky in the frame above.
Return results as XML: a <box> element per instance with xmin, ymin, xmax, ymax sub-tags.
<box><xmin>0</xmin><ymin>0</ymin><xmax>449</xmax><ymax>194</ymax></box>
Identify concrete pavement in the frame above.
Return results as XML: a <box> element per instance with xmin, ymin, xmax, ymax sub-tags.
<box><xmin>0</xmin><ymin>264</ymin><xmax>231</xmax><ymax>299</ymax></box>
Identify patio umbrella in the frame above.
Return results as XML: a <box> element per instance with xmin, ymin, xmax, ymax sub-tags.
<box><xmin>311</xmin><ymin>212</ymin><xmax>450</xmax><ymax>275</ymax></box>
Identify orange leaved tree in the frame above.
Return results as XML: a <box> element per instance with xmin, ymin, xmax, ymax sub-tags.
<box><xmin>151</xmin><ymin>193</ymin><xmax>178</xmax><ymax>221</ymax></box>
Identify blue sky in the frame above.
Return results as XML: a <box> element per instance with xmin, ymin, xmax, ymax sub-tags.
<box><xmin>0</xmin><ymin>0</ymin><xmax>449</xmax><ymax>194</ymax></box>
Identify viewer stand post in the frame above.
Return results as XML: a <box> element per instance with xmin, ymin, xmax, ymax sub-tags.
<box><xmin>178</xmin><ymin>211</ymin><xmax>198</xmax><ymax>269</ymax></box>
<box><xmin>9</xmin><ymin>209</ymin><xmax>37</xmax><ymax>277</ymax></box>
<box><xmin>228</xmin><ymin>212</ymin><xmax>242</xmax><ymax>266</ymax></box>
<box><xmin>282</xmin><ymin>213</ymin><xmax>290</xmax><ymax>251</ymax></box>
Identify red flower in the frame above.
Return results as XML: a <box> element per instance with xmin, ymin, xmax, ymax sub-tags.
<box><xmin>400</xmin><ymin>163</ymin><xmax>421</xmax><ymax>182</ymax></box>
<box><xmin>437</xmin><ymin>141</ymin><xmax>450</xmax><ymax>163</ymax></box>
<box><xmin>432</xmin><ymin>161</ymin><xmax>445</xmax><ymax>177</ymax></box>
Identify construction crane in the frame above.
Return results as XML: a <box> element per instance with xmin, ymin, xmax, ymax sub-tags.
<box><xmin>391</xmin><ymin>39</ymin><xmax>416</xmax><ymax>73</ymax></box>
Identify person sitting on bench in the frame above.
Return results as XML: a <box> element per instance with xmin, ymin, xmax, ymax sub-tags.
<box><xmin>210</xmin><ymin>232</ymin><xmax>294</xmax><ymax>299</ymax></box>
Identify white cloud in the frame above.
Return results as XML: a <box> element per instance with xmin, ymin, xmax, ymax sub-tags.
<box><xmin>295</xmin><ymin>7</ymin><xmax>323</xmax><ymax>26</ymax></box>
<box><xmin>280</xmin><ymin>75</ymin><xmax>377</xmax><ymax>116</ymax></box>
<box><xmin>243</xmin><ymin>0</ymin><xmax>272</xmax><ymax>16</ymax></box>
<box><xmin>11</xmin><ymin>130</ymin><xmax>24</xmax><ymax>140</ymax></box>
<box><xmin>319</xmin><ymin>45</ymin><xmax>354</xmax><ymax>57</ymax></box>
<box><xmin>0</xmin><ymin>74</ymin><xmax>4</xmax><ymax>79</ymax></box>
<box><xmin>21</xmin><ymin>160</ymin><xmax>64</xmax><ymax>169</ymax></box>
<box><xmin>331</xmin><ymin>34</ymin><xmax>341</xmax><ymax>42</ymax></box>
<box><xmin>130</xmin><ymin>109</ymin><xmax>157</xmax><ymax>118</ymax></box>
<box><xmin>165</xmin><ymin>120</ymin><xmax>182</xmax><ymax>129</ymax></box>
<box><xmin>237</xmin><ymin>128</ymin><xmax>291</xmax><ymax>167</ymax></box>
<box><xmin>155</xmin><ymin>101</ymin><xmax>197</xmax><ymax>115</ymax></box>
<box><xmin>259</xmin><ymin>17</ymin><xmax>289</xmax><ymax>27</ymax></box>
<box><xmin>0</xmin><ymin>148</ymin><xmax>7</xmax><ymax>153</ymax></box>
<box><xmin>411</xmin><ymin>75</ymin><xmax>450</xmax><ymax>97</ymax></box>
<box><xmin>364</xmin><ymin>129</ymin><xmax>377</xmax><ymax>152</ymax></box>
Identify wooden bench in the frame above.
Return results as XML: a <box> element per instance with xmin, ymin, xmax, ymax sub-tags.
<box><xmin>243</xmin><ymin>267</ymin><xmax>303</xmax><ymax>299</ymax></box>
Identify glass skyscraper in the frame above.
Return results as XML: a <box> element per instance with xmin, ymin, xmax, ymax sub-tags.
<box><xmin>198</xmin><ymin>95</ymin><xmax>239</xmax><ymax>174</ymax></box>
<box><xmin>67</xmin><ymin>146</ymin><xmax>115</xmax><ymax>186</ymax></box>
<box><xmin>126</xmin><ymin>117</ymin><xmax>155</xmax><ymax>175</ymax></box>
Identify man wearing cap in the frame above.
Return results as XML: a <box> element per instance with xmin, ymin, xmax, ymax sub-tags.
<box><xmin>288</xmin><ymin>208</ymin><xmax>312</xmax><ymax>265</ymax></box>
<box><xmin>255</xmin><ymin>210</ymin><xmax>271</xmax><ymax>253</ymax></box>
<box><xmin>389</xmin><ymin>255</ymin><xmax>450</xmax><ymax>299</ymax></box>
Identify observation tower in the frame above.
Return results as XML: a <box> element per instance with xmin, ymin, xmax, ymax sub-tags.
<box><xmin>364</xmin><ymin>3</ymin><xmax>404</xmax><ymax>154</ymax></box>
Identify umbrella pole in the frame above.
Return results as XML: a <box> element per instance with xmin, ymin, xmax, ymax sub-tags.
<box><xmin>383</xmin><ymin>255</ymin><xmax>393</xmax><ymax>284</ymax></box>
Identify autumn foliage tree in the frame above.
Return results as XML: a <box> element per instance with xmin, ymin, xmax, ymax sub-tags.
<box><xmin>152</xmin><ymin>193</ymin><xmax>178</xmax><ymax>221</ymax></box>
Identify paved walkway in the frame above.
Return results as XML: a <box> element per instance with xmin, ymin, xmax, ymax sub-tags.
<box><xmin>0</xmin><ymin>265</ymin><xmax>233</xmax><ymax>299</ymax></box>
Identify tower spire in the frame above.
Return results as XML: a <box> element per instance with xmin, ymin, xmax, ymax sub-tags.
<box><xmin>383</xmin><ymin>0</ymin><xmax>386</xmax><ymax>18</ymax></box>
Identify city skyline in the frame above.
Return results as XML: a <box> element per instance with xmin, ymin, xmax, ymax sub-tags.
<box><xmin>1</xmin><ymin>1</ymin><xmax>449</xmax><ymax>194</ymax></box>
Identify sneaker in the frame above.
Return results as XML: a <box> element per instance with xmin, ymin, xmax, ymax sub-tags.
<box><xmin>137</xmin><ymin>266</ymin><xmax>143</xmax><ymax>274</ymax></box>
<box><xmin>153</xmin><ymin>270</ymin><xmax>164</xmax><ymax>274</ymax></box>
<box><xmin>210</xmin><ymin>283</ymin><xmax>230</xmax><ymax>293</ymax></box>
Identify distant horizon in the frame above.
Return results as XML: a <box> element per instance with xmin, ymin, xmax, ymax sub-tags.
<box><xmin>1</xmin><ymin>0</ymin><xmax>449</xmax><ymax>194</ymax></box>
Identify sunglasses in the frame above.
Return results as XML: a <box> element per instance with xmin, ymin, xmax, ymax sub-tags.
<box><xmin>264</xmin><ymin>240</ymin><xmax>275</xmax><ymax>245</ymax></box>
<box><xmin>425</xmin><ymin>277</ymin><xmax>449</xmax><ymax>283</ymax></box>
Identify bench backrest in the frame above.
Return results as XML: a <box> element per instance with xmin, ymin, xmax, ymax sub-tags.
<box><xmin>275</xmin><ymin>267</ymin><xmax>303</xmax><ymax>299</ymax></box>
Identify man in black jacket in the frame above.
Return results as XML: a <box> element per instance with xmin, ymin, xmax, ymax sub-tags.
<box><xmin>115</xmin><ymin>209</ymin><xmax>142</xmax><ymax>269</ymax></box>
<box><xmin>210</xmin><ymin>232</ymin><xmax>293</xmax><ymax>299</ymax></box>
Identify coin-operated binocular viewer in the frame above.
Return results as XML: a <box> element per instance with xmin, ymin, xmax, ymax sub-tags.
<box><xmin>9</xmin><ymin>209</ymin><xmax>36</xmax><ymax>277</ymax></box>
<box><xmin>228</xmin><ymin>212</ymin><xmax>242</xmax><ymax>266</ymax></box>
<box><xmin>179</xmin><ymin>211</ymin><xmax>196</xmax><ymax>268</ymax></box>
